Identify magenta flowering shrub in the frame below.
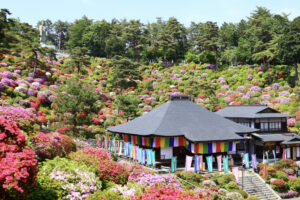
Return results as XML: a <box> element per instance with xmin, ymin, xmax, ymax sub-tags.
<box><xmin>0</xmin><ymin>116</ymin><xmax>38</xmax><ymax>199</ymax></box>
<box><xmin>31</xmin><ymin>132</ymin><xmax>76</xmax><ymax>161</ymax></box>
<box><xmin>0</xmin><ymin>106</ymin><xmax>39</xmax><ymax>134</ymax></box>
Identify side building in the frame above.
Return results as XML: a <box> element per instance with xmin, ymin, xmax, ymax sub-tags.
<box><xmin>107</xmin><ymin>95</ymin><xmax>257</xmax><ymax>167</ymax></box>
<box><xmin>216</xmin><ymin>105</ymin><xmax>300</xmax><ymax>161</ymax></box>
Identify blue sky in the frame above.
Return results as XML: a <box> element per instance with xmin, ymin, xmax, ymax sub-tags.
<box><xmin>1</xmin><ymin>0</ymin><xmax>300</xmax><ymax>26</ymax></box>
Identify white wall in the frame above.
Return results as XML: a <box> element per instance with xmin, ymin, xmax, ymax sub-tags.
<box><xmin>161</xmin><ymin>147</ymin><xmax>173</xmax><ymax>159</ymax></box>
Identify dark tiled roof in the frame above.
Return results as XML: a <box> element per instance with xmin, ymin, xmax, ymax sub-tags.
<box><xmin>253</xmin><ymin>133</ymin><xmax>299</xmax><ymax>142</ymax></box>
<box><xmin>107</xmin><ymin>98</ymin><xmax>257</xmax><ymax>142</ymax></box>
<box><xmin>216</xmin><ymin>105</ymin><xmax>291</xmax><ymax>118</ymax></box>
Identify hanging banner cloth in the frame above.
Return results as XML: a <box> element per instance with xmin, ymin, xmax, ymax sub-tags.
<box><xmin>185</xmin><ymin>155</ymin><xmax>193</xmax><ymax>171</ymax></box>
<box><xmin>283</xmin><ymin>148</ymin><xmax>286</xmax><ymax>159</ymax></box>
<box><xmin>223</xmin><ymin>157</ymin><xmax>229</xmax><ymax>173</ymax></box>
<box><xmin>265</xmin><ymin>151</ymin><xmax>269</xmax><ymax>165</ymax></box>
<box><xmin>262</xmin><ymin>164</ymin><xmax>267</xmax><ymax>179</ymax></box>
<box><xmin>232</xmin><ymin>167</ymin><xmax>239</xmax><ymax>183</ymax></box>
<box><xmin>146</xmin><ymin>149</ymin><xmax>151</xmax><ymax>165</ymax></box>
<box><xmin>194</xmin><ymin>155</ymin><xmax>200</xmax><ymax>173</ymax></box>
<box><xmin>96</xmin><ymin>134</ymin><xmax>100</xmax><ymax>148</ymax></box>
<box><xmin>171</xmin><ymin>156</ymin><xmax>177</xmax><ymax>173</ymax></box>
<box><xmin>142</xmin><ymin>149</ymin><xmax>146</xmax><ymax>165</ymax></box>
<box><xmin>272</xmin><ymin>150</ymin><xmax>276</xmax><ymax>163</ymax></box>
<box><xmin>206</xmin><ymin>156</ymin><xmax>213</xmax><ymax>173</ymax></box>
<box><xmin>105</xmin><ymin>134</ymin><xmax>109</xmax><ymax>149</ymax></box>
<box><xmin>200</xmin><ymin>155</ymin><xmax>204</xmax><ymax>172</ymax></box>
<box><xmin>151</xmin><ymin>150</ymin><xmax>156</xmax><ymax>167</ymax></box>
<box><xmin>251</xmin><ymin>154</ymin><xmax>257</xmax><ymax>170</ymax></box>
<box><xmin>217</xmin><ymin>155</ymin><xmax>222</xmax><ymax>172</ymax></box>
<box><xmin>244</xmin><ymin>153</ymin><xmax>250</xmax><ymax>169</ymax></box>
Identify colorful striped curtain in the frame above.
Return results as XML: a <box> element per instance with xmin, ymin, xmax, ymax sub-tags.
<box><xmin>120</xmin><ymin>134</ymin><xmax>239</xmax><ymax>154</ymax></box>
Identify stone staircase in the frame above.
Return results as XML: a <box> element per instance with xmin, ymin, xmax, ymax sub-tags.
<box><xmin>239</xmin><ymin>174</ymin><xmax>281</xmax><ymax>200</ymax></box>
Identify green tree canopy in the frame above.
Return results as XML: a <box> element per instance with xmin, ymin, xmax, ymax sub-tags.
<box><xmin>53</xmin><ymin>78</ymin><xmax>99</xmax><ymax>137</ymax></box>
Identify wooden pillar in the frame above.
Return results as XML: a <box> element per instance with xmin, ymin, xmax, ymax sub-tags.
<box><xmin>293</xmin><ymin>147</ymin><xmax>297</xmax><ymax>160</ymax></box>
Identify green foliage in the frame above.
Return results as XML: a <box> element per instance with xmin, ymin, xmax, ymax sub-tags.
<box><xmin>288</xmin><ymin>177</ymin><xmax>300</xmax><ymax>192</ymax></box>
<box><xmin>26</xmin><ymin>175</ymin><xmax>64</xmax><ymax>200</ymax></box>
<box><xmin>116</xmin><ymin>94</ymin><xmax>141</xmax><ymax>120</ymax></box>
<box><xmin>224</xmin><ymin>181</ymin><xmax>240</xmax><ymax>191</ymax></box>
<box><xmin>275</xmin><ymin>171</ymin><xmax>288</xmax><ymax>181</ymax></box>
<box><xmin>108</xmin><ymin>55</ymin><xmax>141</xmax><ymax>90</ymax></box>
<box><xmin>185</xmin><ymin>52</ymin><xmax>199</xmax><ymax>63</ymax></box>
<box><xmin>68</xmin><ymin>150</ymin><xmax>99</xmax><ymax>172</ymax></box>
<box><xmin>53</xmin><ymin>78</ymin><xmax>99</xmax><ymax>137</ymax></box>
<box><xmin>213</xmin><ymin>173</ymin><xmax>236</xmax><ymax>186</ymax></box>
<box><xmin>198</xmin><ymin>50</ymin><xmax>216</xmax><ymax>64</ymax></box>
<box><xmin>66</xmin><ymin>46</ymin><xmax>90</xmax><ymax>74</ymax></box>
<box><xmin>67</xmin><ymin>16</ymin><xmax>93</xmax><ymax>49</ymax></box>
<box><xmin>82</xmin><ymin>20</ymin><xmax>110</xmax><ymax>57</ymax></box>
<box><xmin>86</xmin><ymin>190</ymin><xmax>125</xmax><ymax>200</ymax></box>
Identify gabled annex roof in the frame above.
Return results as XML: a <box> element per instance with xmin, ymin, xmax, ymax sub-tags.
<box><xmin>215</xmin><ymin>105</ymin><xmax>291</xmax><ymax>118</ymax></box>
<box><xmin>107</xmin><ymin>95</ymin><xmax>257</xmax><ymax>142</ymax></box>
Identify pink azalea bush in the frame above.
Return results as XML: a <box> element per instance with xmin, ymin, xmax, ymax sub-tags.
<box><xmin>31</xmin><ymin>132</ymin><xmax>76</xmax><ymax>161</ymax></box>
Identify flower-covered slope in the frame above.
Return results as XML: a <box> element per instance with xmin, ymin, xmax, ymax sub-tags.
<box><xmin>0</xmin><ymin>53</ymin><xmax>299</xmax><ymax>135</ymax></box>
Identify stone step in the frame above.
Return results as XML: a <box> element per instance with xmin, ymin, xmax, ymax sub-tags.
<box><xmin>238</xmin><ymin>175</ymin><xmax>281</xmax><ymax>200</ymax></box>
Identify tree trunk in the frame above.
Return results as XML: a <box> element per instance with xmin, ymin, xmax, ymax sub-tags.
<box><xmin>295</xmin><ymin>62</ymin><xmax>299</xmax><ymax>83</ymax></box>
<box><xmin>215</xmin><ymin>48</ymin><xmax>218</xmax><ymax>69</ymax></box>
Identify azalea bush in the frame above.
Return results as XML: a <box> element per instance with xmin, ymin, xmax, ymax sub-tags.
<box><xmin>0</xmin><ymin>116</ymin><xmax>38</xmax><ymax>199</ymax></box>
<box><xmin>31</xmin><ymin>132</ymin><xmax>76</xmax><ymax>161</ymax></box>
<box><xmin>34</xmin><ymin>157</ymin><xmax>101</xmax><ymax>200</ymax></box>
<box><xmin>131</xmin><ymin>185</ymin><xmax>201</xmax><ymax>200</ymax></box>
<box><xmin>69</xmin><ymin>148</ymin><xmax>128</xmax><ymax>185</ymax></box>
<box><xmin>0</xmin><ymin>106</ymin><xmax>40</xmax><ymax>135</ymax></box>
<box><xmin>128</xmin><ymin>171</ymin><xmax>181</xmax><ymax>188</ymax></box>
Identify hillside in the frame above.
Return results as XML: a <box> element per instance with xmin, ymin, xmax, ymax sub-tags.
<box><xmin>0</xmin><ymin>53</ymin><xmax>299</xmax><ymax>135</ymax></box>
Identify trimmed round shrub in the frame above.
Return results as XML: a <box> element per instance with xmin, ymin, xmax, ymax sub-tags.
<box><xmin>288</xmin><ymin>177</ymin><xmax>300</xmax><ymax>192</ymax></box>
<box><xmin>31</xmin><ymin>132</ymin><xmax>76</xmax><ymax>161</ymax></box>
<box><xmin>224</xmin><ymin>181</ymin><xmax>240</xmax><ymax>191</ymax></box>
<box><xmin>271</xmin><ymin>179</ymin><xmax>288</xmax><ymax>192</ymax></box>
<box><xmin>33</xmin><ymin>157</ymin><xmax>101</xmax><ymax>200</ymax></box>
<box><xmin>276</xmin><ymin>171</ymin><xmax>288</xmax><ymax>181</ymax></box>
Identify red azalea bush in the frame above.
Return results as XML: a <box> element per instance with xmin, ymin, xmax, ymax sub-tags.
<box><xmin>0</xmin><ymin>116</ymin><xmax>38</xmax><ymax>199</ymax></box>
<box><xmin>131</xmin><ymin>185</ymin><xmax>202</xmax><ymax>200</ymax></box>
<box><xmin>271</xmin><ymin>179</ymin><xmax>288</xmax><ymax>192</ymax></box>
<box><xmin>70</xmin><ymin>148</ymin><xmax>128</xmax><ymax>185</ymax></box>
<box><xmin>30</xmin><ymin>132</ymin><xmax>76</xmax><ymax>161</ymax></box>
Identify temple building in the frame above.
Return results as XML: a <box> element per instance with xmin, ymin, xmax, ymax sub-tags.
<box><xmin>216</xmin><ymin>105</ymin><xmax>300</xmax><ymax>160</ymax></box>
<box><xmin>107</xmin><ymin>95</ymin><xmax>257</xmax><ymax>166</ymax></box>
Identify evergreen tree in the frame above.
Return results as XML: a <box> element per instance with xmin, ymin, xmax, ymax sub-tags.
<box><xmin>82</xmin><ymin>20</ymin><xmax>110</xmax><ymax>57</ymax></box>
<box><xmin>278</xmin><ymin>16</ymin><xmax>300</xmax><ymax>83</ymax></box>
<box><xmin>116</xmin><ymin>94</ymin><xmax>141</xmax><ymax>121</ymax></box>
<box><xmin>53</xmin><ymin>78</ymin><xmax>98</xmax><ymax>137</ymax></box>
<box><xmin>196</xmin><ymin>21</ymin><xmax>220</xmax><ymax>68</ymax></box>
<box><xmin>69</xmin><ymin>46</ymin><xmax>90</xmax><ymax>74</ymax></box>
<box><xmin>109</xmin><ymin>55</ymin><xmax>141</xmax><ymax>90</ymax></box>
<box><xmin>53</xmin><ymin>20</ymin><xmax>70</xmax><ymax>51</ymax></box>
<box><xmin>67</xmin><ymin>16</ymin><xmax>92</xmax><ymax>49</ymax></box>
